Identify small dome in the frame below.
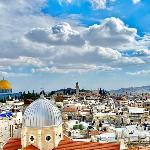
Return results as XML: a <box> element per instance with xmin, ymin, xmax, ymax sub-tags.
<box><xmin>0</xmin><ymin>79</ymin><xmax>12</xmax><ymax>90</ymax></box>
<box><xmin>23</xmin><ymin>96</ymin><xmax>62</xmax><ymax>128</ymax></box>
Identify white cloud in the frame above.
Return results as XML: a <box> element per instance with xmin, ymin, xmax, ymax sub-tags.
<box><xmin>132</xmin><ymin>0</ymin><xmax>141</xmax><ymax>4</ymax></box>
<box><xmin>0</xmin><ymin>0</ymin><xmax>147</xmax><ymax>78</ymax></box>
<box><xmin>24</xmin><ymin>18</ymin><xmax>142</xmax><ymax>63</ymax></box>
<box><xmin>0</xmin><ymin>0</ymin><xmax>47</xmax><ymax>16</ymax></box>
<box><xmin>25</xmin><ymin>22</ymin><xmax>85</xmax><ymax>46</ymax></box>
<box><xmin>137</xmin><ymin>34</ymin><xmax>150</xmax><ymax>49</ymax></box>
<box><xmin>96</xmin><ymin>47</ymin><xmax>122</xmax><ymax>60</ymax></box>
<box><xmin>119</xmin><ymin>57</ymin><xmax>145</xmax><ymax>64</ymax></box>
<box><xmin>0</xmin><ymin>71</ymin><xmax>30</xmax><ymax>77</ymax></box>
<box><xmin>134</xmin><ymin>49</ymin><xmax>150</xmax><ymax>57</ymax></box>
<box><xmin>58</xmin><ymin>0</ymin><xmax>73</xmax><ymax>5</ymax></box>
<box><xmin>58</xmin><ymin>0</ymin><xmax>115</xmax><ymax>10</ymax></box>
<box><xmin>127</xmin><ymin>69</ymin><xmax>150</xmax><ymax>75</ymax></box>
<box><xmin>84</xmin><ymin>17</ymin><xmax>137</xmax><ymax>49</ymax></box>
<box><xmin>94</xmin><ymin>47</ymin><xmax>145</xmax><ymax>64</ymax></box>
<box><xmin>0</xmin><ymin>0</ymin><xmax>57</xmax><ymax>59</ymax></box>
<box><xmin>91</xmin><ymin>0</ymin><xmax>108</xmax><ymax>9</ymax></box>
<box><xmin>0</xmin><ymin>56</ymin><xmax>44</xmax><ymax>67</ymax></box>
<box><xmin>32</xmin><ymin>64</ymin><xmax>121</xmax><ymax>74</ymax></box>
<box><xmin>90</xmin><ymin>0</ymin><xmax>115</xmax><ymax>10</ymax></box>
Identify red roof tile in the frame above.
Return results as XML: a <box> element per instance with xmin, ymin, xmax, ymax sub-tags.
<box><xmin>89</xmin><ymin>130</ymin><xmax>101</xmax><ymax>136</ymax></box>
<box><xmin>63</xmin><ymin>107</ymin><xmax>77</xmax><ymax>112</ymax></box>
<box><xmin>23</xmin><ymin>145</ymin><xmax>40</xmax><ymax>150</ymax></box>
<box><xmin>3</xmin><ymin>138</ymin><xmax>21</xmax><ymax>150</ymax></box>
<box><xmin>3</xmin><ymin>139</ymin><xmax>39</xmax><ymax>150</ymax></box>
<box><xmin>53</xmin><ymin>136</ymin><xmax>120</xmax><ymax>150</ymax></box>
<box><xmin>3</xmin><ymin>136</ymin><xmax>120</xmax><ymax>150</ymax></box>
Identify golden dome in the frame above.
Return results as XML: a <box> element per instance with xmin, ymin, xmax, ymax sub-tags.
<box><xmin>0</xmin><ymin>79</ymin><xmax>12</xmax><ymax>90</ymax></box>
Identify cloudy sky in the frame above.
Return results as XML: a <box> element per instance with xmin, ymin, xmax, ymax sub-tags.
<box><xmin>0</xmin><ymin>0</ymin><xmax>150</xmax><ymax>92</ymax></box>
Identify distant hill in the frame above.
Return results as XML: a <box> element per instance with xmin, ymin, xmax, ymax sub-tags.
<box><xmin>110</xmin><ymin>85</ymin><xmax>150</xmax><ymax>95</ymax></box>
<box><xmin>49</xmin><ymin>88</ymin><xmax>91</xmax><ymax>96</ymax></box>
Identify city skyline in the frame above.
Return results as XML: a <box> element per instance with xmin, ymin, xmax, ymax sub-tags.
<box><xmin>1</xmin><ymin>0</ymin><xmax>150</xmax><ymax>91</ymax></box>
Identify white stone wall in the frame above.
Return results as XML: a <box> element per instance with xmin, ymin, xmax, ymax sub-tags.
<box><xmin>0</xmin><ymin>119</ymin><xmax>12</xmax><ymax>147</ymax></box>
<box><xmin>0</xmin><ymin>112</ymin><xmax>22</xmax><ymax>147</ymax></box>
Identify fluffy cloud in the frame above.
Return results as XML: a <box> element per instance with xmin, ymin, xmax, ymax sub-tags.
<box><xmin>0</xmin><ymin>0</ymin><xmax>147</xmax><ymax>78</ymax></box>
<box><xmin>137</xmin><ymin>34</ymin><xmax>150</xmax><ymax>49</ymax></box>
<box><xmin>0</xmin><ymin>56</ymin><xmax>44</xmax><ymax>67</ymax></box>
<box><xmin>25</xmin><ymin>17</ymin><xmax>138</xmax><ymax>50</ymax></box>
<box><xmin>32</xmin><ymin>63</ymin><xmax>121</xmax><ymax>74</ymax></box>
<box><xmin>84</xmin><ymin>17</ymin><xmax>137</xmax><ymax>49</ymax></box>
<box><xmin>119</xmin><ymin>57</ymin><xmax>145</xmax><ymax>64</ymax></box>
<box><xmin>25</xmin><ymin>22</ymin><xmax>85</xmax><ymax>46</ymax></box>
<box><xmin>96</xmin><ymin>47</ymin><xmax>121</xmax><ymax>60</ymax></box>
<box><xmin>0</xmin><ymin>0</ymin><xmax>44</xmax><ymax>15</ymax></box>
<box><xmin>90</xmin><ymin>0</ymin><xmax>115</xmax><ymax>10</ymax></box>
<box><xmin>132</xmin><ymin>0</ymin><xmax>141</xmax><ymax>4</ymax></box>
<box><xmin>94</xmin><ymin>47</ymin><xmax>145</xmax><ymax>64</ymax></box>
<box><xmin>0</xmin><ymin>0</ymin><xmax>56</xmax><ymax>59</ymax></box>
<box><xmin>24</xmin><ymin>17</ymin><xmax>141</xmax><ymax>59</ymax></box>
<box><xmin>58</xmin><ymin>0</ymin><xmax>115</xmax><ymax>10</ymax></box>
<box><xmin>53</xmin><ymin>0</ymin><xmax>142</xmax><ymax>10</ymax></box>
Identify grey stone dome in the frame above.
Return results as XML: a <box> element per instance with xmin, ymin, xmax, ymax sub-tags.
<box><xmin>23</xmin><ymin>95</ymin><xmax>62</xmax><ymax>128</ymax></box>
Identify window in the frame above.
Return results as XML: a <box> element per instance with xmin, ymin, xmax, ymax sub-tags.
<box><xmin>46</xmin><ymin>136</ymin><xmax>51</xmax><ymax>141</ymax></box>
<box><xmin>30</xmin><ymin>136</ymin><xmax>34</xmax><ymax>141</ymax></box>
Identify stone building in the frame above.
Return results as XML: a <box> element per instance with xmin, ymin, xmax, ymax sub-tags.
<box><xmin>21</xmin><ymin>94</ymin><xmax>63</xmax><ymax>150</ymax></box>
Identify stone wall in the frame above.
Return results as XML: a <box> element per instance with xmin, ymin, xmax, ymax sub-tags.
<box><xmin>21</xmin><ymin>124</ymin><xmax>63</xmax><ymax>150</ymax></box>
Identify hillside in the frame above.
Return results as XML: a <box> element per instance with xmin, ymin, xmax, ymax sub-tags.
<box><xmin>110</xmin><ymin>85</ymin><xmax>150</xmax><ymax>94</ymax></box>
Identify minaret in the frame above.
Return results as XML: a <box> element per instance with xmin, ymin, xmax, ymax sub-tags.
<box><xmin>75</xmin><ymin>82</ymin><xmax>79</xmax><ymax>96</ymax></box>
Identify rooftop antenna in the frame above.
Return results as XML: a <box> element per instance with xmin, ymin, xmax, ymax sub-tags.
<box><xmin>40</xmin><ymin>87</ymin><xmax>46</xmax><ymax>99</ymax></box>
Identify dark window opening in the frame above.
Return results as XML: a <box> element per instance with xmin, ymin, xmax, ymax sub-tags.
<box><xmin>46</xmin><ymin>136</ymin><xmax>51</xmax><ymax>141</ymax></box>
<box><xmin>30</xmin><ymin>136</ymin><xmax>34</xmax><ymax>141</ymax></box>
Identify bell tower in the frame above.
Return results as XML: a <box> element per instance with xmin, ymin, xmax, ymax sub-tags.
<box><xmin>75</xmin><ymin>82</ymin><xmax>79</xmax><ymax>96</ymax></box>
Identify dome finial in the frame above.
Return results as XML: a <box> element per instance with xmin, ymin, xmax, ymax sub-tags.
<box><xmin>40</xmin><ymin>93</ymin><xmax>45</xmax><ymax>99</ymax></box>
<box><xmin>40</xmin><ymin>90</ymin><xmax>45</xmax><ymax>99</ymax></box>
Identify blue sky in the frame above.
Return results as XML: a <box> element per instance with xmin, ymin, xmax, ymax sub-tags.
<box><xmin>43</xmin><ymin>0</ymin><xmax>150</xmax><ymax>34</ymax></box>
<box><xmin>0</xmin><ymin>0</ymin><xmax>150</xmax><ymax>92</ymax></box>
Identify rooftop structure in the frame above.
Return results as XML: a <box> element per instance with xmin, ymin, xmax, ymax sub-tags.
<box><xmin>0</xmin><ymin>78</ymin><xmax>22</xmax><ymax>100</ymax></box>
<box><xmin>0</xmin><ymin>79</ymin><xmax>12</xmax><ymax>94</ymax></box>
<box><xmin>2</xmin><ymin>93</ymin><xmax>120</xmax><ymax>150</ymax></box>
<box><xmin>23</xmin><ymin>95</ymin><xmax>62</xmax><ymax>128</ymax></box>
<box><xmin>3</xmin><ymin>135</ymin><xmax>120</xmax><ymax>150</ymax></box>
